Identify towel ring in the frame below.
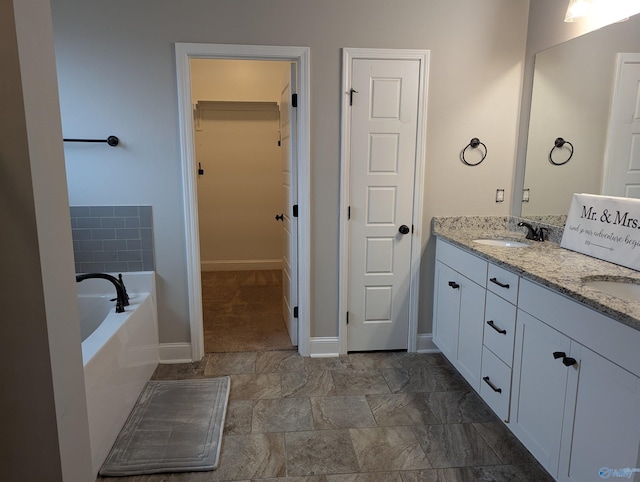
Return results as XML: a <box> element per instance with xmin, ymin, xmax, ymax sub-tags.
<box><xmin>460</xmin><ymin>137</ymin><xmax>487</xmax><ymax>166</ymax></box>
<box><xmin>549</xmin><ymin>137</ymin><xmax>573</xmax><ymax>165</ymax></box>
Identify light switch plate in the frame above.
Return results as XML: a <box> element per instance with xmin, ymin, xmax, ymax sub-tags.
<box><xmin>496</xmin><ymin>189</ymin><xmax>505</xmax><ymax>203</ymax></box>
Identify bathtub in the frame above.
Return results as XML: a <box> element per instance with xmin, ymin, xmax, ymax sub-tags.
<box><xmin>78</xmin><ymin>271</ymin><xmax>159</xmax><ymax>476</ymax></box>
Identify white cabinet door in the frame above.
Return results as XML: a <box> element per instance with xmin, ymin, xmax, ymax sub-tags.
<box><xmin>433</xmin><ymin>259</ymin><xmax>485</xmax><ymax>391</ymax></box>
<box><xmin>511</xmin><ymin>310</ymin><xmax>573</xmax><ymax>478</ymax></box>
<box><xmin>456</xmin><ymin>275</ymin><xmax>485</xmax><ymax>391</ymax></box>
<box><xmin>559</xmin><ymin>344</ymin><xmax>640</xmax><ymax>482</ymax></box>
<box><xmin>433</xmin><ymin>261</ymin><xmax>461</xmax><ymax>363</ymax></box>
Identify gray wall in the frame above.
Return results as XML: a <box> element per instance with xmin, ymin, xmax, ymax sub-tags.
<box><xmin>51</xmin><ymin>0</ymin><xmax>530</xmax><ymax>342</ymax></box>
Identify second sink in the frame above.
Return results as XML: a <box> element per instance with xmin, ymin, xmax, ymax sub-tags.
<box><xmin>582</xmin><ymin>278</ymin><xmax>640</xmax><ymax>302</ymax></box>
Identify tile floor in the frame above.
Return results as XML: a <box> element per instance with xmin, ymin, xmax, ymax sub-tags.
<box><xmin>98</xmin><ymin>350</ymin><xmax>555</xmax><ymax>481</ymax></box>
<box><xmin>201</xmin><ymin>270</ymin><xmax>294</xmax><ymax>353</ymax></box>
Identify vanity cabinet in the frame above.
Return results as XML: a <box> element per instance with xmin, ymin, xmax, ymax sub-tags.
<box><xmin>517</xmin><ymin>278</ymin><xmax>640</xmax><ymax>482</ymax></box>
<box><xmin>433</xmin><ymin>240</ymin><xmax>487</xmax><ymax>391</ymax></box>
<box><xmin>432</xmin><ymin>237</ymin><xmax>640</xmax><ymax>482</ymax></box>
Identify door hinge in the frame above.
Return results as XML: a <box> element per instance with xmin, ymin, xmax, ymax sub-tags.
<box><xmin>346</xmin><ymin>311</ymin><xmax>349</xmax><ymax>324</ymax></box>
<box><xmin>348</xmin><ymin>206</ymin><xmax>351</xmax><ymax>220</ymax></box>
<box><xmin>294</xmin><ymin>306</ymin><xmax>299</xmax><ymax>318</ymax></box>
<box><xmin>292</xmin><ymin>93</ymin><xmax>298</xmax><ymax>108</ymax></box>
<box><xmin>293</xmin><ymin>204</ymin><xmax>298</xmax><ymax>217</ymax></box>
<box><xmin>412</xmin><ymin>224</ymin><xmax>414</xmax><ymax>233</ymax></box>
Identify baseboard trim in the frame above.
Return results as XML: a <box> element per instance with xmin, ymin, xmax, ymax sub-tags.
<box><xmin>201</xmin><ymin>259</ymin><xmax>283</xmax><ymax>271</ymax></box>
<box><xmin>157</xmin><ymin>336</ymin><xmax>436</xmax><ymax>361</ymax></box>
<box><xmin>159</xmin><ymin>342</ymin><xmax>193</xmax><ymax>363</ymax></box>
<box><xmin>416</xmin><ymin>334</ymin><xmax>439</xmax><ymax>353</ymax></box>
<box><xmin>309</xmin><ymin>337</ymin><xmax>340</xmax><ymax>358</ymax></box>
<box><xmin>310</xmin><ymin>335</ymin><xmax>437</xmax><ymax>357</ymax></box>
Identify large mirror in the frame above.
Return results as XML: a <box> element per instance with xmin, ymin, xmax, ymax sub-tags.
<box><xmin>521</xmin><ymin>13</ymin><xmax>640</xmax><ymax>221</ymax></box>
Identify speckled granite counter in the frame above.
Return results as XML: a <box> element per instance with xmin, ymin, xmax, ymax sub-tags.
<box><xmin>432</xmin><ymin>216</ymin><xmax>640</xmax><ymax>332</ymax></box>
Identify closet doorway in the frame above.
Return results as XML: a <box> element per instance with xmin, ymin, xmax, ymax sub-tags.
<box><xmin>192</xmin><ymin>59</ymin><xmax>296</xmax><ymax>354</ymax></box>
<box><xmin>175</xmin><ymin>43</ymin><xmax>310</xmax><ymax>361</ymax></box>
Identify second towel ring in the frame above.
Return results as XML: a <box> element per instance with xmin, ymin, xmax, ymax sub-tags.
<box><xmin>549</xmin><ymin>137</ymin><xmax>573</xmax><ymax>165</ymax></box>
<box><xmin>460</xmin><ymin>138</ymin><xmax>487</xmax><ymax>166</ymax></box>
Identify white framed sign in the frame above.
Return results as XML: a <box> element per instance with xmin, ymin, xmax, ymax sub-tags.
<box><xmin>561</xmin><ymin>193</ymin><xmax>640</xmax><ymax>271</ymax></box>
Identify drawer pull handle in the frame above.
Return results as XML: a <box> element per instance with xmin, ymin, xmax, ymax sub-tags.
<box><xmin>482</xmin><ymin>376</ymin><xmax>502</xmax><ymax>393</ymax></box>
<box><xmin>553</xmin><ymin>351</ymin><xmax>578</xmax><ymax>367</ymax></box>
<box><xmin>489</xmin><ymin>277</ymin><xmax>510</xmax><ymax>289</ymax></box>
<box><xmin>448</xmin><ymin>281</ymin><xmax>460</xmax><ymax>289</ymax></box>
<box><xmin>486</xmin><ymin>320</ymin><xmax>507</xmax><ymax>334</ymax></box>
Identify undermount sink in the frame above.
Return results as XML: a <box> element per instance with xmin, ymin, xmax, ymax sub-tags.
<box><xmin>582</xmin><ymin>278</ymin><xmax>640</xmax><ymax>302</ymax></box>
<box><xmin>473</xmin><ymin>239</ymin><xmax>529</xmax><ymax>248</ymax></box>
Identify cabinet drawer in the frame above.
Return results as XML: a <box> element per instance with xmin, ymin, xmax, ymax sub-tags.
<box><xmin>480</xmin><ymin>347</ymin><xmax>512</xmax><ymax>422</ymax></box>
<box><xmin>436</xmin><ymin>239</ymin><xmax>487</xmax><ymax>287</ymax></box>
<box><xmin>483</xmin><ymin>292</ymin><xmax>516</xmax><ymax>366</ymax></box>
<box><xmin>518</xmin><ymin>278</ymin><xmax>640</xmax><ymax>376</ymax></box>
<box><xmin>487</xmin><ymin>263</ymin><xmax>519</xmax><ymax>304</ymax></box>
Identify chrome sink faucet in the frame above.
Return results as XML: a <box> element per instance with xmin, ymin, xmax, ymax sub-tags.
<box><xmin>517</xmin><ymin>222</ymin><xmax>547</xmax><ymax>242</ymax></box>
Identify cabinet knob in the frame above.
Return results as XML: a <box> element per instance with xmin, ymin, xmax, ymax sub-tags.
<box><xmin>448</xmin><ymin>281</ymin><xmax>460</xmax><ymax>289</ymax></box>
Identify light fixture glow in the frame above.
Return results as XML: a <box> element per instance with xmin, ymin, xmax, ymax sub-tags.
<box><xmin>565</xmin><ymin>0</ymin><xmax>640</xmax><ymax>24</ymax></box>
<box><xmin>565</xmin><ymin>0</ymin><xmax>592</xmax><ymax>22</ymax></box>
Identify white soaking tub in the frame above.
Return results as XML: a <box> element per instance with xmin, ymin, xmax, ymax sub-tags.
<box><xmin>77</xmin><ymin>271</ymin><xmax>159</xmax><ymax>476</ymax></box>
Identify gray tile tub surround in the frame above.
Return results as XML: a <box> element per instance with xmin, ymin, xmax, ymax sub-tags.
<box><xmin>70</xmin><ymin>205</ymin><xmax>155</xmax><ymax>273</ymax></box>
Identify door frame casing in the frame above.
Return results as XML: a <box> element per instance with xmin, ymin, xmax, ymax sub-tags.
<box><xmin>175</xmin><ymin>43</ymin><xmax>311</xmax><ymax>360</ymax></box>
<box><xmin>338</xmin><ymin>47</ymin><xmax>430</xmax><ymax>354</ymax></box>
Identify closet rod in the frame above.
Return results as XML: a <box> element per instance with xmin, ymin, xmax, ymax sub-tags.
<box><xmin>63</xmin><ymin>135</ymin><xmax>119</xmax><ymax>147</ymax></box>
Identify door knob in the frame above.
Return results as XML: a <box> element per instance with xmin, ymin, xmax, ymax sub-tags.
<box><xmin>399</xmin><ymin>225</ymin><xmax>410</xmax><ymax>235</ymax></box>
<box><xmin>275</xmin><ymin>214</ymin><xmax>284</xmax><ymax>221</ymax></box>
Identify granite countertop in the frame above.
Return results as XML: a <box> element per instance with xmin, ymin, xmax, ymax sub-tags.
<box><xmin>432</xmin><ymin>216</ymin><xmax>640</xmax><ymax>332</ymax></box>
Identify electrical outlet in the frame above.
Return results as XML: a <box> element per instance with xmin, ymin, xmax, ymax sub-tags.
<box><xmin>522</xmin><ymin>188</ymin><xmax>530</xmax><ymax>202</ymax></box>
<box><xmin>496</xmin><ymin>189</ymin><xmax>505</xmax><ymax>203</ymax></box>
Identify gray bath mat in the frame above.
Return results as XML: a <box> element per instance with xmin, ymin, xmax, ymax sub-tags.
<box><xmin>99</xmin><ymin>377</ymin><xmax>230</xmax><ymax>476</ymax></box>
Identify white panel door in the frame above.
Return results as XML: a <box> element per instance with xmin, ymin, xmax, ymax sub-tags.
<box><xmin>603</xmin><ymin>54</ymin><xmax>640</xmax><ymax>198</ymax></box>
<box><xmin>347</xmin><ymin>58</ymin><xmax>420</xmax><ymax>351</ymax></box>
<box><xmin>280</xmin><ymin>65</ymin><xmax>298</xmax><ymax>346</ymax></box>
